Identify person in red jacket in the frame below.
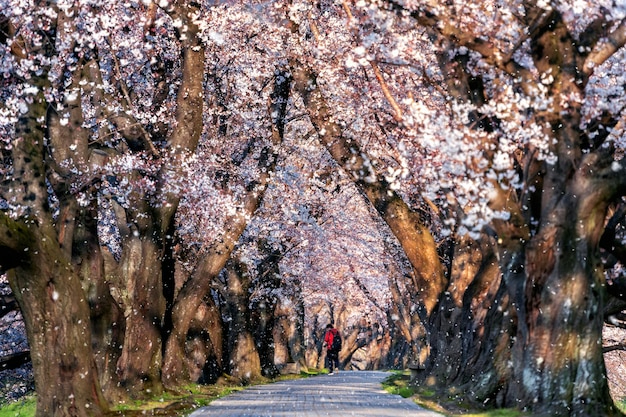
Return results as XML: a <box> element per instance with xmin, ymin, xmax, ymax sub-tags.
<box><xmin>323</xmin><ymin>323</ymin><xmax>341</xmax><ymax>375</ymax></box>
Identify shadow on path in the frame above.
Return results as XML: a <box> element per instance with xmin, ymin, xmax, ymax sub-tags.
<box><xmin>188</xmin><ymin>370</ymin><xmax>442</xmax><ymax>417</ymax></box>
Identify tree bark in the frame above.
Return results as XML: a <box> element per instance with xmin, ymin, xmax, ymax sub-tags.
<box><xmin>291</xmin><ymin>63</ymin><xmax>446</xmax><ymax>364</ymax></box>
<box><xmin>73</xmin><ymin>206</ymin><xmax>126</xmax><ymax>401</ymax></box>
<box><xmin>250</xmin><ymin>241</ymin><xmax>283</xmax><ymax>377</ymax></box>
<box><xmin>0</xmin><ymin>350</ymin><xmax>30</xmax><ymax>371</ymax></box>
<box><xmin>1</xmin><ymin>212</ymin><xmax>108</xmax><ymax>416</ymax></box>
<box><xmin>162</xmin><ymin>69</ymin><xmax>291</xmax><ymax>387</ymax></box>
<box><xmin>111</xmin><ymin>231</ymin><xmax>166</xmax><ymax>397</ymax></box>
<box><xmin>223</xmin><ymin>259</ymin><xmax>262</xmax><ymax>382</ymax></box>
<box><xmin>504</xmin><ymin>157</ymin><xmax>624</xmax><ymax>416</ymax></box>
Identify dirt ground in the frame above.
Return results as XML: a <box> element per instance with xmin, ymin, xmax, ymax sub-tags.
<box><xmin>603</xmin><ymin>325</ymin><xmax>626</xmax><ymax>402</ymax></box>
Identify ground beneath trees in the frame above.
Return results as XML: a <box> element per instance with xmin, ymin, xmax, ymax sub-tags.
<box><xmin>2</xmin><ymin>326</ymin><xmax>626</xmax><ymax>415</ymax></box>
<box><xmin>604</xmin><ymin>325</ymin><xmax>626</xmax><ymax>402</ymax></box>
<box><xmin>188</xmin><ymin>370</ymin><xmax>440</xmax><ymax>417</ymax></box>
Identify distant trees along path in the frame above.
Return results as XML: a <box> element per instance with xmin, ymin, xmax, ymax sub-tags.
<box><xmin>1</xmin><ymin>1</ymin><xmax>626</xmax><ymax>416</ymax></box>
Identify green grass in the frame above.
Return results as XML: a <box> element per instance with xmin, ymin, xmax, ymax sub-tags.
<box><xmin>0</xmin><ymin>369</ymin><xmax>544</xmax><ymax>417</ymax></box>
<box><xmin>382</xmin><ymin>371</ymin><xmax>528</xmax><ymax>417</ymax></box>
<box><xmin>0</xmin><ymin>369</ymin><xmax>325</xmax><ymax>417</ymax></box>
<box><xmin>0</xmin><ymin>395</ymin><xmax>36</xmax><ymax>417</ymax></box>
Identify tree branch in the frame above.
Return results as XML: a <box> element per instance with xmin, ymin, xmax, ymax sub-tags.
<box><xmin>584</xmin><ymin>19</ymin><xmax>626</xmax><ymax>76</ymax></box>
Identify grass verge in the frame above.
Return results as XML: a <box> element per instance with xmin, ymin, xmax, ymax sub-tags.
<box><xmin>0</xmin><ymin>395</ymin><xmax>36</xmax><ymax>417</ymax></box>
<box><xmin>0</xmin><ymin>370</ymin><xmax>322</xmax><ymax>417</ymax></box>
<box><xmin>381</xmin><ymin>371</ymin><xmax>528</xmax><ymax>417</ymax></box>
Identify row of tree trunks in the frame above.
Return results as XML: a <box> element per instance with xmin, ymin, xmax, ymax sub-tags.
<box><xmin>161</xmin><ymin>69</ymin><xmax>292</xmax><ymax>387</ymax></box>
<box><xmin>290</xmin><ymin>63</ymin><xmax>446</xmax><ymax>363</ymax></box>
<box><xmin>409</xmin><ymin>2</ymin><xmax>626</xmax><ymax>415</ymax></box>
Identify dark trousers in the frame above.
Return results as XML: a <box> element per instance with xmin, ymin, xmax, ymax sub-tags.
<box><xmin>327</xmin><ymin>350</ymin><xmax>339</xmax><ymax>372</ymax></box>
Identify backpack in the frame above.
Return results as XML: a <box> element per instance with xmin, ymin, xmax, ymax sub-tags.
<box><xmin>330</xmin><ymin>331</ymin><xmax>342</xmax><ymax>352</ymax></box>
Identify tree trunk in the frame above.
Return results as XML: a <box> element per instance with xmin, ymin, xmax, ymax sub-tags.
<box><xmin>162</xmin><ymin>255</ymin><xmax>226</xmax><ymax>388</ymax></box>
<box><xmin>162</xmin><ymin>69</ymin><xmax>291</xmax><ymax>387</ymax></box>
<box><xmin>251</xmin><ymin>298</ymin><xmax>279</xmax><ymax>377</ymax></box>
<box><xmin>0</xmin><ymin>294</ymin><xmax>19</xmax><ymax>320</ymax></box>
<box><xmin>0</xmin><ymin>38</ymin><xmax>108</xmax><ymax>413</ymax></box>
<box><xmin>506</xmin><ymin>169</ymin><xmax>620</xmax><ymax>416</ymax></box>
<box><xmin>224</xmin><ymin>259</ymin><xmax>261</xmax><ymax>382</ymax></box>
<box><xmin>102</xmin><ymin>3</ymin><xmax>207</xmax><ymax>396</ymax></box>
<box><xmin>112</xmin><ymin>232</ymin><xmax>165</xmax><ymax>397</ymax></box>
<box><xmin>2</xmin><ymin>215</ymin><xmax>108</xmax><ymax>417</ymax></box>
<box><xmin>73</xmin><ymin>206</ymin><xmax>126</xmax><ymax>401</ymax></box>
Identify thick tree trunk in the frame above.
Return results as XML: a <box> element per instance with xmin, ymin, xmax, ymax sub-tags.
<box><xmin>2</xmin><ymin>215</ymin><xmax>108</xmax><ymax>417</ymax></box>
<box><xmin>112</xmin><ymin>233</ymin><xmax>165</xmax><ymax>397</ymax></box>
<box><xmin>428</xmin><ymin>237</ymin><xmax>482</xmax><ymax>378</ymax></box>
<box><xmin>0</xmin><ymin>45</ymin><xmax>108</xmax><ymax>414</ymax></box>
<box><xmin>103</xmin><ymin>4</ymin><xmax>206</xmax><ymax>395</ymax></box>
<box><xmin>224</xmin><ymin>260</ymin><xmax>261</xmax><ymax>382</ymax></box>
<box><xmin>506</xmin><ymin>171</ymin><xmax>619</xmax><ymax>416</ymax></box>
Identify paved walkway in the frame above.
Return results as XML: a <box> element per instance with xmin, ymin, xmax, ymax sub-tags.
<box><xmin>188</xmin><ymin>370</ymin><xmax>442</xmax><ymax>416</ymax></box>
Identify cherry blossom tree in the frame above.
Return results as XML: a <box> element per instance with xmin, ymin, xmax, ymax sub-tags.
<box><xmin>280</xmin><ymin>0</ymin><xmax>626</xmax><ymax>414</ymax></box>
<box><xmin>2</xmin><ymin>0</ymin><xmax>626</xmax><ymax>416</ymax></box>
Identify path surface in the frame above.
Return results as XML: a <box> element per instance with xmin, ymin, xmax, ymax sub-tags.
<box><xmin>188</xmin><ymin>370</ymin><xmax>442</xmax><ymax>417</ymax></box>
